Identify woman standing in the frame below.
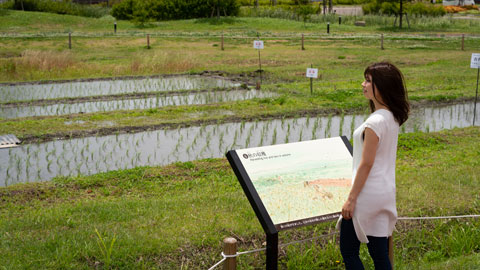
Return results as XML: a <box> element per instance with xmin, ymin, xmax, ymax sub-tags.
<box><xmin>337</xmin><ymin>62</ymin><xmax>410</xmax><ymax>269</ymax></box>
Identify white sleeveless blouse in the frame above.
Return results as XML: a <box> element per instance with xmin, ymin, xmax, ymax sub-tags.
<box><xmin>337</xmin><ymin>109</ymin><xmax>399</xmax><ymax>243</ymax></box>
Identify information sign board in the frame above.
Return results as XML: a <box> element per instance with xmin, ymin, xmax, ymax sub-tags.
<box><xmin>253</xmin><ymin>40</ymin><xmax>264</xmax><ymax>49</ymax></box>
<box><xmin>471</xmin><ymin>53</ymin><xmax>480</xmax><ymax>69</ymax></box>
<box><xmin>306</xmin><ymin>68</ymin><xmax>318</xmax><ymax>78</ymax></box>
<box><xmin>226</xmin><ymin>136</ymin><xmax>353</xmax><ymax>234</ymax></box>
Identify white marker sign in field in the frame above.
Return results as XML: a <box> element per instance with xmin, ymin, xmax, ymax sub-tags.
<box><xmin>471</xmin><ymin>53</ymin><xmax>480</xmax><ymax>68</ymax></box>
<box><xmin>253</xmin><ymin>40</ymin><xmax>264</xmax><ymax>49</ymax></box>
<box><xmin>306</xmin><ymin>68</ymin><xmax>318</xmax><ymax>78</ymax></box>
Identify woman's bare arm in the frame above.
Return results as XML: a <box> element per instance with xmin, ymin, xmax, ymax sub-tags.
<box><xmin>341</xmin><ymin>127</ymin><xmax>379</xmax><ymax>220</ymax></box>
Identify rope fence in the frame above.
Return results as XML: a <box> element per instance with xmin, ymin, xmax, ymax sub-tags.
<box><xmin>208</xmin><ymin>214</ymin><xmax>480</xmax><ymax>270</ymax></box>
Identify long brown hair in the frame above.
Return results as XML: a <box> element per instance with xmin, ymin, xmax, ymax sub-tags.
<box><xmin>364</xmin><ymin>62</ymin><xmax>410</xmax><ymax>125</ymax></box>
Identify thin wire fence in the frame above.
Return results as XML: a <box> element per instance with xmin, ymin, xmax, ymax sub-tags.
<box><xmin>208</xmin><ymin>214</ymin><xmax>480</xmax><ymax>270</ymax></box>
<box><xmin>2</xmin><ymin>32</ymin><xmax>480</xmax><ymax>40</ymax></box>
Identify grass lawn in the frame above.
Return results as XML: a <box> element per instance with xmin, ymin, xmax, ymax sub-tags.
<box><xmin>0</xmin><ymin>127</ymin><xmax>479</xmax><ymax>269</ymax></box>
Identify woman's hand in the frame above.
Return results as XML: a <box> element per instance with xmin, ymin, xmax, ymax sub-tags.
<box><xmin>342</xmin><ymin>198</ymin><xmax>356</xmax><ymax>220</ymax></box>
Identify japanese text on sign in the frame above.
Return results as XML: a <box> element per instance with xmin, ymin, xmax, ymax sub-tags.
<box><xmin>306</xmin><ymin>68</ymin><xmax>318</xmax><ymax>78</ymax></box>
<box><xmin>471</xmin><ymin>53</ymin><xmax>480</xmax><ymax>69</ymax></box>
<box><xmin>253</xmin><ymin>40</ymin><xmax>264</xmax><ymax>49</ymax></box>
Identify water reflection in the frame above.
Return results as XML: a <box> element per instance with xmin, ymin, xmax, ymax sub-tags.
<box><xmin>0</xmin><ymin>102</ymin><xmax>478</xmax><ymax>186</ymax></box>
<box><xmin>0</xmin><ymin>76</ymin><xmax>240</xmax><ymax>102</ymax></box>
<box><xmin>0</xmin><ymin>90</ymin><xmax>274</xmax><ymax>119</ymax></box>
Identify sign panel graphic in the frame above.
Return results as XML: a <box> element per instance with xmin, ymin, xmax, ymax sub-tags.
<box><xmin>471</xmin><ymin>53</ymin><xmax>480</xmax><ymax>68</ymax></box>
<box><xmin>227</xmin><ymin>137</ymin><xmax>352</xmax><ymax>232</ymax></box>
<box><xmin>306</xmin><ymin>68</ymin><xmax>319</xmax><ymax>78</ymax></box>
<box><xmin>253</xmin><ymin>40</ymin><xmax>264</xmax><ymax>49</ymax></box>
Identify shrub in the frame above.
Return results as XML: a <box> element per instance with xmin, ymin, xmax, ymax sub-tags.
<box><xmin>380</xmin><ymin>1</ymin><xmax>398</xmax><ymax>15</ymax></box>
<box><xmin>111</xmin><ymin>0</ymin><xmax>134</xmax><ymax>20</ymax></box>
<box><xmin>0</xmin><ymin>0</ymin><xmax>109</xmax><ymax>17</ymax></box>
<box><xmin>363</xmin><ymin>0</ymin><xmax>446</xmax><ymax>17</ymax></box>
<box><xmin>407</xmin><ymin>2</ymin><xmax>446</xmax><ymax>16</ymax></box>
<box><xmin>111</xmin><ymin>0</ymin><xmax>240</xmax><ymax>21</ymax></box>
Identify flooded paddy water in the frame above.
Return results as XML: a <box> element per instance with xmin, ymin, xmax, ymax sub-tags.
<box><xmin>1</xmin><ymin>102</ymin><xmax>478</xmax><ymax>186</ymax></box>
<box><xmin>0</xmin><ymin>90</ymin><xmax>274</xmax><ymax>119</ymax></box>
<box><xmin>0</xmin><ymin>75</ymin><xmax>240</xmax><ymax>102</ymax></box>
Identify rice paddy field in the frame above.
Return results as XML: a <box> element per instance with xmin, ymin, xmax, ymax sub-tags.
<box><xmin>0</xmin><ymin>8</ymin><xmax>479</xmax><ymax>269</ymax></box>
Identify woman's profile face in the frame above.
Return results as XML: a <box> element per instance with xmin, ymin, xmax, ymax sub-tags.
<box><xmin>362</xmin><ymin>74</ymin><xmax>374</xmax><ymax>100</ymax></box>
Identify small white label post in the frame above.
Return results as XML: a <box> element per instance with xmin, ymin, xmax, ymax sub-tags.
<box><xmin>254</xmin><ymin>39</ymin><xmax>264</xmax><ymax>87</ymax></box>
<box><xmin>253</xmin><ymin>40</ymin><xmax>264</xmax><ymax>50</ymax></box>
<box><xmin>306</xmin><ymin>66</ymin><xmax>319</xmax><ymax>94</ymax></box>
<box><xmin>471</xmin><ymin>53</ymin><xmax>480</xmax><ymax>126</ymax></box>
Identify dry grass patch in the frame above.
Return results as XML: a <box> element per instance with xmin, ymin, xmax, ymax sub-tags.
<box><xmin>129</xmin><ymin>51</ymin><xmax>201</xmax><ymax>74</ymax></box>
<box><xmin>16</xmin><ymin>49</ymin><xmax>76</xmax><ymax>71</ymax></box>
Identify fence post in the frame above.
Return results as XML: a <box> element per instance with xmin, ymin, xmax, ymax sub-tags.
<box><xmin>147</xmin><ymin>34</ymin><xmax>150</xmax><ymax>49</ymax></box>
<box><xmin>221</xmin><ymin>33</ymin><xmax>224</xmax><ymax>51</ymax></box>
<box><xmin>388</xmin><ymin>236</ymin><xmax>394</xmax><ymax>269</ymax></box>
<box><xmin>462</xmin><ymin>34</ymin><xmax>465</xmax><ymax>51</ymax></box>
<box><xmin>114</xmin><ymin>22</ymin><xmax>117</xmax><ymax>34</ymax></box>
<box><xmin>223</xmin><ymin>237</ymin><xmax>237</xmax><ymax>270</ymax></box>
<box><xmin>301</xmin><ymin>34</ymin><xmax>305</xmax><ymax>50</ymax></box>
<box><xmin>68</xmin><ymin>32</ymin><xmax>72</xmax><ymax>49</ymax></box>
<box><xmin>381</xmin><ymin>34</ymin><xmax>384</xmax><ymax>50</ymax></box>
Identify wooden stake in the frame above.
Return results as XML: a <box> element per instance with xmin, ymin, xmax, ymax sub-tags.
<box><xmin>221</xmin><ymin>33</ymin><xmax>224</xmax><ymax>51</ymax></box>
<box><xmin>68</xmin><ymin>32</ymin><xmax>72</xmax><ymax>49</ymax></box>
<box><xmin>462</xmin><ymin>34</ymin><xmax>465</xmax><ymax>51</ymax></box>
<box><xmin>223</xmin><ymin>237</ymin><xmax>237</xmax><ymax>270</ymax></box>
<box><xmin>147</xmin><ymin>34</ymin><xmax>150</xmax><ymax>49</ymax></box>
<box><xmin>381</xmin><ymin>34</ymin><xmax>384</xmax><ymax>50</ymax></box>
<box><xmin>310</xmin><ymin>64</ymin><xmax>313</xmax><ymax>94</ymax></box>
<box><xmin>301</xmin><ymin>34</ymin><xmax>305</xmax><ymax>50</ymax></box>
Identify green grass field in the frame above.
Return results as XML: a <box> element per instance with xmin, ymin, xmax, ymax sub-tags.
<box><xmin>0</xmin><ymin>127</ymin><xmax>479</xmax><ymax>269</ymax></box>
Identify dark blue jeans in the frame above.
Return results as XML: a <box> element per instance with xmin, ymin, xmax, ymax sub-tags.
<box><xmin>340</xmin><ymin>218</ymin><xmax>392</xmax><ymax>270</ymax></box>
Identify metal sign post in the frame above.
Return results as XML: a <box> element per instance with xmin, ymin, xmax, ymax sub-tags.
<box><xmin>470</xmin><ymin>53</ymin><xmax>480</xmax><ymax>126</ymax></box>
<box><xmin>253</xmin><ymin>35</ymin><xmax>264</xmax><ymax>88</ymax></box>
<box><xmin>474</xmin><ymin>67</ymin><xmax>479</xmax><ymax>126</ymax></box>
<box><xmin>306</xmin><ymin>65</ymin><xmax>319</xmax><ymax>95</ymax></box>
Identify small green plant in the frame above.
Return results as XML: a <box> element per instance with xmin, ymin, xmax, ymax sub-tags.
<box><xmin>95</xmin><ymin>228</ymin><xmax>117</xmax><ymax>269</ymax></box>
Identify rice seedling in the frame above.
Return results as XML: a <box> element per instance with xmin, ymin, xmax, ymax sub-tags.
<box><xmin>339</xmin><ymin>113</ymin><xmax>345</xmax><ymax>136</ymax></box>
<box><xmin>350</xmin><ymin>114</ymin><xmax>356</xmax><ymax>139</ymax></box>
<box><xmin>311</xmin><ymin>118</ymin><xmax>319</xmax><ymax>140</ymax></box>
<box><xmin>231</xmin><ymin>129</ymin><xmax>239</xmax><ymax>149</ymax></box>
<box><xmin>47</xmin><ymin>160</ymin><xmax>53</xmax><ymax>173</ymax></box>
<box><xmin>325</xmin><ymin>114</ymin><xmax>332</xmax><ymax>138</ymax></box>
<box><xmin>272</xmin><ymin>127</ymin><xmax>277</xmax><ymax>145</ymax></box>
